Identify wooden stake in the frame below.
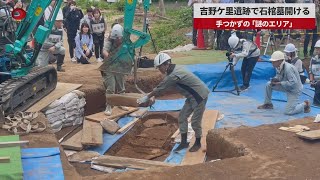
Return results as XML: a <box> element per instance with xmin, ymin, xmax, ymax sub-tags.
<box><xmin>0</xmin><ymin>141</ymin><xmax>29</xmax><ymax>148</ymax></box>
<box><xmin>116</xmin><ymin>117</ymin><xmax>140</xmax><ymax>134</ymax></box>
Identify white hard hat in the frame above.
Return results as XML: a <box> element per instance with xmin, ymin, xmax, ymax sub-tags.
<box><xmin>283</xmin><ymin>43</ymin><xmax>297</xmax><ymax>53</ymax></box>
<box><xmin>154</xmin><ymin>53</ymin><xmax>171</xmax><ymax>67</ymax></box>
<box><xmin>315</xmin><ymin>40</ymin><xmax>320</xmax><ymax>48</ymax></box>
<box><xmin>110</xmin><ymin>24</ymin><xmax>123</xmax><ymax>39</ymax></box>
<box><xmin>55</xmin><ymin>11</ymin><xmax>63</xmax><ymax>21</ymax></box>
<box><xmin>228</xmin><ymin>34</ymin><xmax>239</xmax><ymax>49</ymax></box>
<box><xmin>269</xmin><ymin>51</ymin><xmax>285</xmax><ymax>62</ymax></box>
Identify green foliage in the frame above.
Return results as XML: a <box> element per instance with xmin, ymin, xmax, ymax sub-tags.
<box><xmin>173</xmin><ymin>7</ymin><xmax>192</xmax><ymax>28</ymax></box>
<box><xmin>111</xmin><ymin>0</ymin><xmax>126</xmax><ymax>11</ymax></box>
<box><xmin>77</xmin><ymin>0</ymin><xmax>94</xmax><ymax>10</ymax></box>
<box><xmin>95</xmin><ymin>0</ymin><xmax>111</xmax><ymax>9</ymax></box>
<box><xmin>148</xmin><ymin>7</ymin><xmax>192</xmax><ymax>52</ymax></box>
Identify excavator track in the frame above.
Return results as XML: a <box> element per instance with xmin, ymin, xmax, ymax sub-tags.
<box><xmin>0</xmin><ymin>66</ymin><xmax>57</xmax><ymax>115</ymax></box>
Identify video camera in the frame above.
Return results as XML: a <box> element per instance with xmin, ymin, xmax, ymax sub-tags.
<box><xmin>226</xmin><ymin>51</ymin><xmax>233</xmax><ymax>63</ymax></box>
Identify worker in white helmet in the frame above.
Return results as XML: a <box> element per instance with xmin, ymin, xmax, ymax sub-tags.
<box><xmin>36</xmin><ymin>10</ymin><xmax>66</xmax><ymax>72</ymax></box>
<box><xmin>309</xmin><ymin>40</ymin><xmax>320</xmax><ymax>106</ymax></box>
<box><xmin>257</xmin><ymin>51</ymin><xmax>311</xmax><ymax>115</ymax></box>
<box><xmin>99</xmin><ymin>23</ymin><xmax>129</xmax><ymax>115</ymax></box>
<box><xmin>283</xmin><ymin>43</ymin><xmax>307</xmax><ymax>84</ymax></box>
<box><xmin>137</xmin><ymin>52</ymin><xmax>210</xmax><ymax>153</ymax></box>
<box><xmin>228</xmin><ymin>33</ymin><xmax>260</xmax><ymax>91</ymax></box>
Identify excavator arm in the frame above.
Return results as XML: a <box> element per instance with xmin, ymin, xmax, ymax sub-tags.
<box><xmin>5</xmin><ymin>0</ymin><xmax>64</xmax><ymax>77</ymax></box>
<box><xmin>107</xmin><ymin>0</ymin><xmax>151</xmax><ymax>94</ymax></box>
<box><xmin>0</xmin><ymin>0</ymin><xmax>63</xmax><ymax>115</ymax></box>
<box><xmin>123</xmin><ymin>0</ymin><xmax>150</xmax><ymax>48</ymax></box>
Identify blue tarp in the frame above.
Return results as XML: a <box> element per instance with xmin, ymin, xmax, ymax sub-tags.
<box><xmin>21</xmin><ymin>147</ymin><xmax>64</xmax><ymax>180</ymax></box>
<box><xmin>88</xmin><ymin>117</ymin><xmax>135</xmax><ymax>155</ymax></box>
<box><xmin>92</xmin><ymin>59</ymin><xmax>320</xmax><ymax>165</ymax></box>
<box><xmin>163</xmin><ymin>59</ymin><xmax>320</xmax><ymax>164</ymax></box>
<box><xmin>149</xmin><ymin>99</ymin><xmax>185</xmax><ymax>112</ymax></box>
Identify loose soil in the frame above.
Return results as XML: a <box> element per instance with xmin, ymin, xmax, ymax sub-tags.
<box><xmin>88</xmin><ymin>116</ymin><xmax>320</xmax><ymax>180</ymax></box>
<box><xmin>106</xmin><ymin>112</ymin><xmax>179</xmax><ymax>161</ymax></box>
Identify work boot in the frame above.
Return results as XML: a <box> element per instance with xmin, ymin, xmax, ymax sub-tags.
<box><xmin>104</xmin><ymin>105</ymin><xmax>112</xmax><ymax>116</ymax></box>
<box><xmin>240</xmin><ymin>85</ymin><xmax>249</xmax><ymax>91</ymax></box>
<box><xmin>174</xmin><ymin>133</ymin><xmax>189</xmax><ymax>152</ymax></box>
<box><xmin>257</xmin><ymin>103</ymin><xmax>273</xmax><ymax>109</ymax></box>
<box><xmin>304</xmin><ymin>100</ymin><xmax>311</xmax><ymax>113</ymax></box>
<box><xmin>189</xmin><ymin>138</ymin><xmax>201</xmax><ymax>152</ymax></box>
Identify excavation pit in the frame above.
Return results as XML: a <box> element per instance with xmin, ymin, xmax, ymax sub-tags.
<box><xmin>106</xmin><ymin>112</ymin><xmax>180</xmax><ymax>161</ymax></box>
<box><xmin>206</xmin><ymin>129</ymin><xmax>246</xmax><ymax>161</ymax></box>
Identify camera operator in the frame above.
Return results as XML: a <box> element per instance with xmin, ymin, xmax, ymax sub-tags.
<box><xmin>284</xmin><ymin>43</ymin><xmax>307</xmax><ymax>84</ymax></box>
<box><xmin>228</xmin><ymin>33</ymin><xmax>260</xmax><ymax>91</ymax></box>
<box><xmin>257</xmin><ymin>51</ymin><xmax>311</xmax><ymax>115</ymax></box>
<box><xmin>309</xmin><ymin>40</ymin><xmax>320</xmax><ymax>106</ymax></box>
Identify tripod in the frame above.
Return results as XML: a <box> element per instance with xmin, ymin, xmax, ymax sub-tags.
<box><xmin>261</xmin><ymin>31</ymin><xmax>276</xmax><ymax>55</ymax></box>
<box><xmin>212</xmin><ymin>58</ymin><xmax>241</xmax><ymax>96</ymax></box>
<box><xmin>143</xmin><ymin>18</ymin><xmax>158</xmax><ymax>53</ymax></box>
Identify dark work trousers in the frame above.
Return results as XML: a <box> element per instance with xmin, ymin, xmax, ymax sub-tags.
<box><xmin>215</xmin><ymin>30</ymin><xmax>222</xmax><ymax>50</ymax></box>
<box><xmin>313</xmin><ymin>81</ymin><xmax>320</xmax><ymax>106</ymax></box>
<box><xmin>67</xmin><ymin>34</ymin><xmax>76</xmax><ymax>58</ymax></box>
<box><xmin>77</xmin><ymin>50</ymin><xmax>93</xmax><ymax>64</ymax></box>
<box><xmin>56</xmin><ymin>54</ymin><xmax>65</xmax><ymax>67</ymax></box>
<box><xmin>192</xmin><ymin>7</ymin><xmax>197</xmax><ymax>46</ymax></box>
<box><xmin>94</xmin><ymin>35</ymin><xmax>104</xmax><ymax>59</ymax></box>
<box><xmin>241</xmin><ymin>56</ymin><xmax>259</xmax><ymax>87</ymax></box>
<box><xmin>304</xmin><ymin>27</ymin><xmax>319</xmax><ymax>56</ymax></box>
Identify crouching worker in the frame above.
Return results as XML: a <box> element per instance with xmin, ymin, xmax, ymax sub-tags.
<box><xmin>137</xmin><ymin>53</ymin><xmax>210</xmax><ymax>152</ymax></box>
<box><xmin>36</xmin><ymin>11</ymin><xmax>65</xmax><ymax>72</ymax></box>
<box><xmin>257</xmin><ymin>51</ymin><xmax>311</xmax><ymax>115</ymax></box>
<box><xmin>309</xmin><ymin>40</ymin><xmax>320</xmax><ymax>106</ymax></box>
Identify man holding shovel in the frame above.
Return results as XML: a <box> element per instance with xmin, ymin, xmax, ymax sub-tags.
<box><xmin>137</xmin><ymin>53</ymin><xmax>210</xmax><ymax>152</ymax></box>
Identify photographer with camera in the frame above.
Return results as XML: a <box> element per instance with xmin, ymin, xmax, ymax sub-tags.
<box><xmin>227</xmin><ymin>33</ymin><xmax>260</xmax><ymax>91</ymax></box>
<box><xmin>309</xmin><ymin>40</ymin><xmax>320</xmax><ymax>106</ymax></box>
<box><xmin>284</xmin><ymin>43</ymin><xmax>307</xmax><ymax>84</ymax></box>
<box><xmin>257</xmin><ymin>51</ymin><xmax>311</xmax><ymax>115</ymax></box>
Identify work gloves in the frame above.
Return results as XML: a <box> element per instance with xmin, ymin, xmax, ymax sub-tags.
<box><xmin>137</xmin><ymin>96</ymin><xmax>149</xmax><ymax>105</ymax></box>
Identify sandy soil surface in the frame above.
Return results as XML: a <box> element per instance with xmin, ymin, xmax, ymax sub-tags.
<box><xmin>87</xmin><ymin>116</ymin><xmax>320</xmax><ymax>180</ymax></box>
<box><xmin>3</xmin><ymin>113</ymin><xmax>320</xmax><ymax>179</ymax></box>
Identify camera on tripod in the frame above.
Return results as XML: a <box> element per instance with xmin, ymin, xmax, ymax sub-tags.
<box><xmin>226</xmin><ymin>51</ymin><xmax>233</xmax><ymax>63</ymax></box>
<box><xmin>212</xmin><ymin>50</ymin><xmax>241</xmax><ymax>95</ymax></box>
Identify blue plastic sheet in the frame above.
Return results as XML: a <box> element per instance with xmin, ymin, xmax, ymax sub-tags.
<box><xmin>89</xmin><ymin>60</ymin><xmax>320</xmax><ymax>165</ymax></box>
<box><xmin>164</xmin><ymin>144</ymin><xmax>188</xmax><ymax>165</ymax></box>
<box><xmin>149</xmin><ymin>99</ymin><xmax>185</xmax><ymax>112</ymax></box>
<box><xmin>88</xmin><ymin>117</ymin><xmax>134</xmax><ymax>155</ymax></box>
<box><xmin>21</xmin><ymin>148</ymin><xmax>64</xmax><ymax>180</ymax></box>
<box><xmin>164</xmin><ymin>60</ymin><xmax>320</xmax><ymax>164</ymax></box>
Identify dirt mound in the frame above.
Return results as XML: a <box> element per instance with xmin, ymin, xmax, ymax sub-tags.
<box><xmin>56</xmin><ymin>61</ymin><xmax>163</xmax><ymax>116</ymax></box>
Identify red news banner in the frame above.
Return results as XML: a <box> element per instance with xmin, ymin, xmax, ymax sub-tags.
<box><xmin>193</xmin><ymin>3</ymin><xmax>316</xmax><ymax>30</ymax></box>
